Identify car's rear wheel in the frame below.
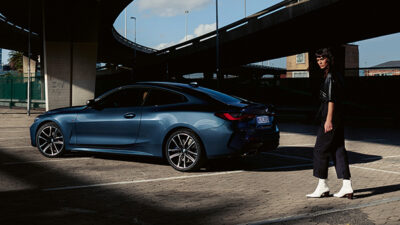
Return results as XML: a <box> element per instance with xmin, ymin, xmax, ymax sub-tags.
<box><xmin>165</xmin><ymin>129</ymin><xmax>205</xmax><ymax>172</ymax></box>
<box><xmin>36</xmin><ymin>122</ymin><xmax>66</xmax><ymax>158</ymax></box>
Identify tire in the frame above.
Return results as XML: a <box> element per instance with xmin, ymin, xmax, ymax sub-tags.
<box><xmin>165</xmin><ymin>129</ymin><xmax>205</xmax><ymax>172</ymax></box>
<box><xmin>36</xmin><ymin>122</ymin><xmax>66</xmax><ymax>158</ymax></box>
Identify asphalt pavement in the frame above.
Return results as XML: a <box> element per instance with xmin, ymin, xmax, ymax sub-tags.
<box><xmin>1</xmin><ymin>107</ymin><xmax>400</xmax><ymax>225</ymax></box>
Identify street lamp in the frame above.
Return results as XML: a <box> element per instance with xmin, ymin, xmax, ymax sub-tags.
<box><xmin>244</xmin><ymin>0</ymin><xmax>246</xmax><ymax>17</ymax></box>
<box><xmin>130</xmin><ymin>16</ymin><xmax>136</xmax><ymax>43</ymax></box>
<box><xmin>124</xmin><ymin>9</ymin><xmax>127</xmax><ymax>38</ymax></box>
<box><xmin>215</xmin><ymin>0</ymin><xmax>220</xmax><ymax>87</ymax></box>
<box><xmin>185</xmin><ymin>10</ymin><xmax>189</xmax><ymax>41</ymax></box>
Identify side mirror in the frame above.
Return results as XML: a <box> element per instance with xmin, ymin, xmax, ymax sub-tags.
<box><xmin>86</xmin><ymin>99</ymin><xmax>95</xmax><ymax>107</ymax></box>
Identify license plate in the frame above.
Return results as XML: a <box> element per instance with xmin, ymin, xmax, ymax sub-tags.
<box><xmin>256</xmin><ymin>116</ymin><xmax>270</xmax><ymax>125</ymax></box>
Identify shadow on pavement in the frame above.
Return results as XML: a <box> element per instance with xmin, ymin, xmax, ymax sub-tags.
<box><xmin>354</xmin><ymin>184</ymin><xmax>400</xmax><ymax>199</ymax></box>
<box><xmin>206</xmin><ymin>147</ymin><xmax>382</xmax><ymax>172</ymax></box>
<box><xmin>0</xmin><ymin>148</ymin><xmax>253</xmax><ymax>225</ymax></box>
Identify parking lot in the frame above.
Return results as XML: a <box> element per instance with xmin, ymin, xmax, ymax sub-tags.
<box><xmin>1</xmin><ymin>107</ymin><xmax>400</xmax><ymax>225</ymax></box>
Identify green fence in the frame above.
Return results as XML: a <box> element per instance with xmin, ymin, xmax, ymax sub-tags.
<box><xmin>0</xmin><ymin>74</ymin><xmax>45</xmax><ymax>108</ymax></box>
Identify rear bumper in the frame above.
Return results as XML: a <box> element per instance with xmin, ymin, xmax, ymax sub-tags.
<box><xmin>228</xmin><ymin>126</ymin><xmax>280</xmax><ymax>154</ymax></box>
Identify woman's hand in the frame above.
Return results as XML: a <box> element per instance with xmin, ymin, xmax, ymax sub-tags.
<box><xmin>325</xmin><ymin>102</ymin><xmax>334</xmax><ymax>133</ymax></box>
<box><xmin>324</xmin><ymin>120</ymin><xmax>333</xmax><ymax>133</ymax></box>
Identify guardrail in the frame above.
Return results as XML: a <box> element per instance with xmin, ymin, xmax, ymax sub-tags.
<box><xmin>0</xmin><ymin>13</ymin><xmax>39</xmax><ymax>36</ymax></box>
<box><xmin>111</xmin><ymin>0</ymin><xmax>299</xmax><ymax>56</ymax></box>
<box><xmin>154</xmin><ymin>0</ymin><xmax>299</xmax><ymax>56</ymax></box>
<box><xmin>111</xmin><ymin>27</ymin><xmax>157</xmax><ymax>54</ymax></box>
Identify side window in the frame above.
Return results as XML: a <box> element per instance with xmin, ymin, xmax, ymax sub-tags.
<box><xmin>99</xmin><ymin>88</ymin><xmax>148</xmax><ymax>108</ymax></box>
<box><xmin>144</xmin><ymin>88</ymin><xmax>187</xmax><ymax>106</ymax></box>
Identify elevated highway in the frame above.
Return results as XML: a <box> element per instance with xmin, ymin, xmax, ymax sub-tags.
<box><xmin>1</xmin><ymin>0</ymin><xmax>399</xmax><ymax>110</ymax></box>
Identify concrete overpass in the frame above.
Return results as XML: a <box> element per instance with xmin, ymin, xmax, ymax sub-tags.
<box><xmin>138</xmin><ymin>0</ymin><xmax>400</xmax><ymax>76</ymax></box>
<box><xmin>1</xmin><ymin>0</ymin><xmax>399</xmax><ymax>110</ymax></box>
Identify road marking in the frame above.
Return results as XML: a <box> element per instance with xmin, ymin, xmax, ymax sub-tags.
<box><xmin>265</xmin><ymin>152</ymin><xmax>400</xmax><ymax>175</ymax></box>
<box><xmin>255</xmin><ymin>163</ymin><xmax>312</xmax><ymax>171</ymax></box>
<box><xmin>0</xmin><ymin>137</ymin><xmax>29</xmax><ymax>140</ymax></box>
<box><xmin>42</xmin><ymin>170</ymin><xmax>245</xmax><ymax>191</ymax></box>
<box><xmin>278</xmin><ymin>144</ymin><xmax>314</xmax><ymax>147</ymax></box>
<box><xmin>0</xmin><ymin>145</ymin><xmax>33</xmax><ymax>149</ymax></box>
<box><xmin>263</xmin><ymin>152</ymin><xmax>312</xmax><ymax>162</ymax></box>
<box><xmin>243</xmin><ymin>196</ymin><xmax>400</xmax><ymax>225</ymax></box>
<box><xmin>43</xmin><ymin>163</ymin><xmax>314</xmax><ymax>191</ymax></box>
<box><xmin>280</xmin><ymin>132</ymin><xmax>314</xmax><ymax>136</ymax></box>
<box><xmin>384</xmin><ymin>155</ymin><xmax>400</xmax><ymax>158</ymax></box>
<box><xmin>361</xmin><ymin>138</ymin><xmax>386</xmax><ymax>142</ymax></box>
<box><xmin>2</xmin><ymin>157</ymin><xmax>92</xmax><ymax>165</ymax></box>
<box><xmin>0</xmin><ymin>130</ymin><xmax>29</xmax><ymax>133</ymax></box>
<box><xmin>350</xmin><ymin>165</ymin><xmax>400</xmax><ymax>175</ymax></box>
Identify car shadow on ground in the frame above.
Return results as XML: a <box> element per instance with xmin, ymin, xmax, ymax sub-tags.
<box><xmin>61</xmin><ymin>146</ymin><xmax>383</xmax><ymax>174</ymax></box>
<box><xmin>205</xmin><ymin>147</ymin><xmax>382</xmax><ymax>173</ymax></box>
<box><xmin>68</xmin><ymin>151</ymin><xmax>168</xmax><ymax>166</ymax></box>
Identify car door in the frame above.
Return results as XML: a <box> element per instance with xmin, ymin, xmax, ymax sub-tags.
<box><xmin>75</xmin><ymin>87</ymin><xmax>148</xmax><ymax>148</ymax></box>
<box><xmin>136</xmin><ymin>87</ymin><xmax>188</xmax><ymax>155</ymax></box>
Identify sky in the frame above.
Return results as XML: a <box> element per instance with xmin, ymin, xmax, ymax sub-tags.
<box><xmin>112</xmin><ymin>0</ymin><xmax>400</xmax><ymax>68</ymax></box>
<box><xmin>2</xmin><ymin>0</ymin><xmax>400</xmax><ymax>68</ymax></box>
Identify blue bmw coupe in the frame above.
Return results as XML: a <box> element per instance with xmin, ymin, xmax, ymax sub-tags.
<box><xmin>30</xmin><ymin>82</ymin><xmax>279</xmax><ymax>171</ymax></box>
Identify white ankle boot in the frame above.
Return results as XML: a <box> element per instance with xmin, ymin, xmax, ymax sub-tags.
<box><xmin>306</xmin><ymin>179</ymin><xmax>330</xmax><ymax>198</ymax></box>
<box><xmin>334</xmin><ymin>179</ymin><xmax>354</xmax><ymax>199</ymax></box>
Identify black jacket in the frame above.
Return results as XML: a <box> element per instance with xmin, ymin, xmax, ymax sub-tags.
<box><xmin>319</xmin><ymin>73</ymin><xmax>344</xmax><ymax>126</ymax></box>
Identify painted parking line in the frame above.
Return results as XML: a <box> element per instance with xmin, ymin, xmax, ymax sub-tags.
<box><xmin>0</xmin><ymin>137</ymin><xmax>30</xmax><ymax>140</ymax></box>
<box><xmin>350</xmin><ymin>165</ymin><xmax>400</xmax><ymax>175</ymax></box>
<box><xmin>278</xmin><ymin>144</ymin><xmax>315</xmax><ymax>147</ymax></box>
<box><xmin>268</xmin><ymin>152</ymin><xmax>400</xmax><ymax>176</ymax></box>
<box><xmin>280</xmin><ymin>132</ymin><xmax>315</xmax><ymax>136</ymax></box>
<box><xmin>43</xmin><ymin>163</ymin><xmax>314</xmax><ymax>192</ymax></box>
<box><xmin>43</xmin><ymin>170</ymin><xmax>245</xmax><ymax>191</ymax></box>
<box><xmin>263</xmin><ymin>152</ymin><xmax>312</xmax><ymax>162</ymax></box>
<box><xmin>0</xmin><ymin>130</ymin><xmax>29</xmax><ymax>133</ymax></box>
<box><xmin>243</xmin><ymin>196</ymin><xmax>400</xmax><ymax>225</ymax></box>
<box><xmin>2</xmin><ymin>157</ymin><xmax>93</xmax><ymax>165</ymax></box>
<box><xmin>0</xmin><ymin>145</ymin><xmax>33</xmax><ymax>149</ymax></box>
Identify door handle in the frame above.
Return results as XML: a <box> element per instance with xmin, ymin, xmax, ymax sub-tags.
<box><xmin>124</xmin><ymin>113</ymin><xmax>136</xmax><ymax>119</ymax></box>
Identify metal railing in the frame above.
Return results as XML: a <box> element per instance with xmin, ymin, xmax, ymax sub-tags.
<box><xmin>154</xmin><ymin>0</ymin><xmax>300</xmax><ymax>56</ymax></box>
<box><xmin>0</xmin><ymin>13</ymin><xmax>39</xmax><ymax>36</ymax></box>
<box><xmin>111</xmin><ymin>27</ymin><xmax>157</xmax><ymax>54</ymax></box>
<box><xmin>111</xmin><ymin>0</ymin><xmax>299</xmax><ymax>56</ymax></box>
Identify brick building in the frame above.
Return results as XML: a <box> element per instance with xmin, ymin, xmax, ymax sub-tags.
<box><xmin>364</xmin><ymin>61</ymin><xmax>400</xmax><ymax>76</ymax></box>
<box><xmin>286</xmin><ymin>44</ymin><xmax>359</xmax><ymax>78</ymax></box>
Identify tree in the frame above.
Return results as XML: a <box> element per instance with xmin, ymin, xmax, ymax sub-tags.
<box><xmin>8</xmin><ymin>51</ymin><xmax>23</xmax><ymax>73</ymax></box>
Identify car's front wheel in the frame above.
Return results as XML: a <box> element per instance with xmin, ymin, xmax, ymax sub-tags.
<box><xmin>165</xmin><ymin>129</ymin><xmax>205</xmax><ymax>172</ymax></box>
<box><xmin>36</xmin><ymin>122</ymin><xmax>66</xmax><ymax>158</ymax></box>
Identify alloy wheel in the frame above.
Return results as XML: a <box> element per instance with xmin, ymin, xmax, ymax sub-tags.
<box><xmin>37</xmin><ymin>123</ymin><xmax>65</xmax><ymax>157</ymax></box>
<box><xmin>166</xmin><ymin>131</ymin><xmax>201</xmax><ymax>171</ymax></box>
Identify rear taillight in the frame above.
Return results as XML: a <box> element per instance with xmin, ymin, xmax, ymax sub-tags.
<box><xmin>215</xmin><ymin>112</ymin><xmax>255</xmax><ymax>121</ymax></box>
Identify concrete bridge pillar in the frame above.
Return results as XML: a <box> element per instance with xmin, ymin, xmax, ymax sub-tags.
<box><xmin>42</xmin><ymin>1</ymin><xmax>99</xmax><ymax>111</ymax></box>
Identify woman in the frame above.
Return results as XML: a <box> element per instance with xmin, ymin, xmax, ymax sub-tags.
<box><xmin>306</xmin><ymin>48</ymin><xmax>353</xmax><ymax>199</ymax></box>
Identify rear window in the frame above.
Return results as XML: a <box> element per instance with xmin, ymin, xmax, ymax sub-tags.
<box><xmin>196</xmin><ymin>87</ymin><xmax>242</xmax><ymax>104</ymax></box>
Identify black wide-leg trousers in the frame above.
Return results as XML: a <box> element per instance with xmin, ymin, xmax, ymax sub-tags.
<box><xmin>313</xmin><ymin>125</ymin><xmax>351</xmax><ymax>179</ymax></box>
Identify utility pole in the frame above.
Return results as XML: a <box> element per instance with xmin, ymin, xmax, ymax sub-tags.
<box><xmin>124</xmin><ymin>9</ymin><xmax>127</xmax><ymax>38</ymax></box>
<box><xmin>185</xmin><ymin>10</ymin><xmax>189</xmax><ymax>41</ymax></box>
<box><xmin>130</xmin><ymin>16</ymin><xmax>136</xmax><ymax>42</ymax></box>
<box><xmin>244</xmin><ymin>0</ymin><xmax>246</xmax><ymax>17</ymax></box>
<box><xmin>27</xmin><ymin>0</ymin><xmax>31</xmax><ymax>116</ymax></box>
<box><xmin>216</xmin><ymin>0</ymin><xmax>221</xmax><ymax>89</ymax></box>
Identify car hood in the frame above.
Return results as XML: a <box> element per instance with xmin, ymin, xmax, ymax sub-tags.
<box><xmin>44</xmin><ymin>105</ymin><xmax>87</xmax><ymax>115</ymax></box>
